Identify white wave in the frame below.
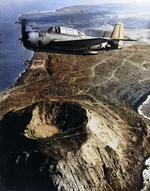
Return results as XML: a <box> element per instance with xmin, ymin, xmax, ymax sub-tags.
<box><xmin>141</xmin><ymin>157</ymin><xmax>150</xmax><ymax>191</ymax></box>
<box><xmin>138</xmin><ymin>95</ymin><xmax>150</xmax><ymax>120</ymax></box>
<box><xmin>15</xmin><ymin>69</ymin><xmax>26</xmax><ymax>81</ymax></box>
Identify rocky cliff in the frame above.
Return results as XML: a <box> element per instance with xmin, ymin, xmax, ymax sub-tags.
<box><xmin>0</xmin><ymin>42</ymin><xmax>150</xmax><ymax>191</ymax></box>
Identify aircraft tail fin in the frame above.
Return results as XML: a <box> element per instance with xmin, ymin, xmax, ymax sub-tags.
<box><xmin>110</xmin><ymin>22</ymin><xmax>124</xmax><ymax>39</ymax></box>
<box><xmin>110</xmin><ymin>22</ymin><xmax>124</xmax><ymax>48</ymax></box>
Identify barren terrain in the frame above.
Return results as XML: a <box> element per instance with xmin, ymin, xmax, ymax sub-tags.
<box><xmin>1</xmin><ymin>41</ymin><xmax>150</xmax><ymax>191</ymax></box>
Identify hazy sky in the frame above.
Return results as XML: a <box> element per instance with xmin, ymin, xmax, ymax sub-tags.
<box><xmin>1</xmin><ymin>0</ymin><xmax>150</xmax><ymax>5</ymax></box>
<box><xmin>63</xmin><ymin>0</ymin><xmax>150</xmax><ymax>4</ymax></box>
<box><xmin>0</xmin><ymin>0</ymin><xmax>150</xmax><ymax>14</ymax></box>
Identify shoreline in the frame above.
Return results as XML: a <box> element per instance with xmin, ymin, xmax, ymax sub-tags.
<box><xmin>133</xmin><ymin>91</ymin><xmax>150</xmax><ymax>112</ymax></box>
<box><xmin>0</xmin><ymin>49</ymin><xmax>150</xmax><ymax>191</ymax></box>
<box><xmin>0</xmin><ymin>52</ymin><xmax>34</xmax><ymax>94</ymax></box>
<box><xmin>138</xmin><ymin>95</ymin><xmax>150</xmax><ymax>120</ymax></box>
<box><xmin>1</xmin><ymin>48</ymin><xmax>150</xmax><ymax>122</ymax></box>
<box><xmin>1</xmin><ymin>4</ymin><xmax>150</xmax><ymax>190</ymax></box>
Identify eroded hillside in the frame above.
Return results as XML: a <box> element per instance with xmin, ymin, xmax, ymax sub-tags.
<box><xmin>0</xmin><ymin>42</ymin><xmax>150</xmax><ymax>191</ymax></box>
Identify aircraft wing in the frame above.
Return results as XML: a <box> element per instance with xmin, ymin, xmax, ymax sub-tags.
<box><xmin>50</xmin><ymin>37</ymin><xmax>136</xmax><ymax>50</ymax></box>
<box><xmin>51</xmin><ymin>37</ymin><xmax>112</xmax><ymax>49</ymax></box>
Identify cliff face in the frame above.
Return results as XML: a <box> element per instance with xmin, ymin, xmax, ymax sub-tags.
<box><xmin>0</xmin><ymin>42</ymin><xmax>150</xmax><ymax>191</ymax></box>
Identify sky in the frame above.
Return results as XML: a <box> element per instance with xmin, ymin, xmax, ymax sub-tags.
<box><xmin>62</xmin><ymin>0</ymin><xmax>150</xmax><ymax>4</ymax></box>
<box><xmin>0</xmin><ymin>0</ymin><xmax>150</xmax><ymax>5</ymax></box>
<box><xmin>0</xmin><ymin>0</ymin><xmax>150</xmax><ymax>13</ymax></box>
<box><xmin>0</xmin><ymin>0</ymin><xmax>149</xmax><ymax>14</ymax></box>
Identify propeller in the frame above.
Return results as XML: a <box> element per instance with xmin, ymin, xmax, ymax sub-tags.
<box><xmin>18</xmin><ymin>19</ymin><xmax>27</xmax><ymax>46</ymax></box>
<box><xmin>21</xmin><ymin>19</ymin><xmax>27</xmax><ymax>37</ymax></box>
<box><xmin>16</xmin><ymin>18</ymin><xmax>40</xmax><ymax>47</ymax></box>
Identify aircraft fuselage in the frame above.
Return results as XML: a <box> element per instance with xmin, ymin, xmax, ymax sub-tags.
<box><xmin>23</xmin><ymin>26</ymin><xmax>116</xmax><ymax>55</ymax></box>
<box><xmin>20</xmin><ymin>23</ymin><xmax>135</xmax><ymax>55</ymax></box>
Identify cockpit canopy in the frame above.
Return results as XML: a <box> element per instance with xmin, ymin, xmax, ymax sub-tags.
<box><xmin>48</xmin><ymin>26</ymin><xmax>60</xmax><ymax>33</ymax></box>
<box><xmin>48</xmin><ymin>26</ymin><xmax>78</xmax><ymax>36</ymax></box>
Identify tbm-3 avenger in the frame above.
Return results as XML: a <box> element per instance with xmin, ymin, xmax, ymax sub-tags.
<box><xmin>18</xmin><ymin>20</ymin><xmax>135</xmax><ymax>55</ymax></box>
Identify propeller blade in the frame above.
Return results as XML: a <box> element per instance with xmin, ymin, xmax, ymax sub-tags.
<box><xmin>21</xmin><ymin>19</ymin><xmax>27</xmax><ymax>37</ymax></box>
<box><xmin>18</xmin><ymin>37</ymin><xmax>23</xmax><ymax>46</ymax></box>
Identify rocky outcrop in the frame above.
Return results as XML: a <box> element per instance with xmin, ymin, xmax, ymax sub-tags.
<box><xmin>0</xmin><ymin>42</ymin><xmax>150</xmax><ymax>190</ymax></box>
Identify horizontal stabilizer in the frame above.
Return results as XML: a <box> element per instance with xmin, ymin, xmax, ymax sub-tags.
<box><xmin>111</xmin><ymin>38</ymin><xmax>137</xmax><ymax>41</ymax></box>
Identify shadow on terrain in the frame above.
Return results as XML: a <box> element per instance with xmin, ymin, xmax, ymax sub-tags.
<box><xmin>0</xmin><ymin>101</ymin><xmax>88</xmax><ymax>191</ymax></box>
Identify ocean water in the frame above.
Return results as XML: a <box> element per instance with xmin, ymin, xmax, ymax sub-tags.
<box><xmin>1</xmin><ymin>2</ymin><xmax>150</xmax><ymax>115</ymax></box>
<box><xmin>0</xmin><ymin>2</ymin><xmax>32</xmax><ymax>92</ymax></box>
<box><xmin>0</xmin><ymin>1</ymin><xmax>72</xmax><ymax>92</ymax></box>
<box><xmin>1</xmin><ymin>2</ymin><xmax>150</xmax><ymax>190</ymax></box>
<box><xmin>1</xmin><ymin>3</ymin><xmax>150</xmax><ymax>93</ymax></box>
<box><xmin>138</xmin><ymin>95</ymin><xmax>150</xmax><ymax>120</ymax></box>
<box><xmin>18</xmin><ymin>3</ymin><xmax>150</xmax><ymax>122</ymax></box>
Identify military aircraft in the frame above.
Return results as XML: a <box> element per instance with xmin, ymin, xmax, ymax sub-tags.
<box><xmin>18</xmin><ymin>20</ymin><xmax>135</xmax><ymax>55</ymax></box>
